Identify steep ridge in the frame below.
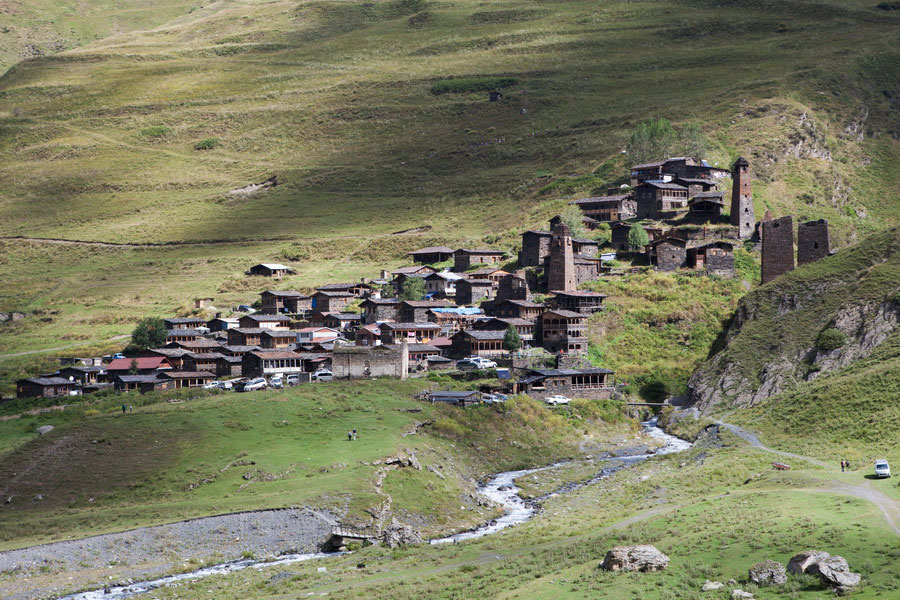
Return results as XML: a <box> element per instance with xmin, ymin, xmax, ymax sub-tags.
<box><xmin>688</xmin><ymin>226</ymin><xmax>900</xmax><ymax>412</ymax></box>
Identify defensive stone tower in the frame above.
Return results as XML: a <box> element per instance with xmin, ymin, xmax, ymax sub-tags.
<box><xmin>761</xmin><ymin>215</ymin><xmax>794</xmax><ymax>284</ymax></box>
<box><xmin>797</xmin><ymin>219</ymin><xmax>831</xmax><ymax>266</ymax></box>
<box><xmin>547</xmin><ymin>223</ymin><xmax>576</xmax><ymax>292</ymax></box>
<box><xmin>731</xmin><ymin>156</ymin><xmax>755</xmax><ymax>240</ymax></box>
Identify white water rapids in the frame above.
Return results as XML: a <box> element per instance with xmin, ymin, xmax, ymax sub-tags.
<box><xmin>59</xmin><ymin>418</ymin><xmax>690</xmax><ymax>599</ymax></box>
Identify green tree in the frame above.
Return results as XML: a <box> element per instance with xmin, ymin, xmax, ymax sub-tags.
<box><xmin>557</xmin><ymin>204</ymin><xmax>587</xmax><ymax>238</ymax></box>
<box><xmin>378</xmin><ymin>282</ymin><xmax>396</xmax><ymax>298</ymax></box>
<box><xmin>130</xmin><ymin>316</ymin><xmax>167</xmax><ymax>351</ymax></box>
<box><xmin>626</xmin><ymin>118</ymin><xmax>676</xmax><ymax>165</ymax></box>
<box><xmin>627</xmin><ymin>224</ymin><xmax>650</xmax><ymax>251</ymax></box>
<box><xmin>128</xmin><ymin>358</ymin><xmax>139</xmax><ymax>375</ymax></box>
<box><xmin>503</xmin><ymin>325</ymin><xmax>523</xmax><ymax>353</ymax></box>
<box><xmin>398</xmin><ymin>276</ymin><xmax>426</xmax><ymax>301</ymax></box>
<box><xmin>678</xmin><ymin>122</ymin><xmax>708</xmax><ymax>160</ymax></box>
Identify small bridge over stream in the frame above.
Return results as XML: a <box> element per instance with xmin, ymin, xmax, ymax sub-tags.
<box><xmin>326</xmin><ymin>525</ymin><xmax>379</xmax><ymax>550</ymax></box>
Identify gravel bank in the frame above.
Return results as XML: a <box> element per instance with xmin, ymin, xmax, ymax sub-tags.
<box><xmin>0</xmin><ymin>507</ymin><xmax>336</xmax><ymax>600</ymax></box>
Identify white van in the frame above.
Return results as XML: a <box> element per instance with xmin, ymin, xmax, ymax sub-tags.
<box><xmin>874</xmin><ymin>459</ymin><xmax>891</xmax><ymax>478</ymax></box>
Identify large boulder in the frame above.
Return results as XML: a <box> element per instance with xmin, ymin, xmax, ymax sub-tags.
<box><xmin>601</xmin><ymin>545</ymin><xmax>669</xmax><ymax>572</ymax></box>
<box><xmin>787</xmin><ymin>550</ymin><xmax>831</xmax><ymax>574</ymax></box>
<box><xmin>748</xmin><ymin>559</ymin><xmax>787</xmax><ymax>585</ymax></box>
<box><xmin>701</xmin><ymin>580</ymin><xmax>724</xmax><ymax>591</ymax></box>
<box><xmin>36</xmin><ymin>425</ymin><xmax>54</xmax><ymax>435</ymax></box>
<box><xmin>380</xmin><ymin>521</ymin><xmax>423</xmax><ymax>548</ymax></box>
<box><xmin>811</xmin><ymin>556</ymin><xmax>861</xmax><ymax>592</ymax></box>
<box><xmin>731</xmin><ymin>591</ymin><xmax>753</xmax><ymax>600</ymax></box>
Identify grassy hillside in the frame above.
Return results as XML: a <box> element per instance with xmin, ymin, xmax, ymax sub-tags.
<box><xmin>0</xmin><ymin>378</ymin><xmax>638</xmax><ymax>550</ymax></box>
<box><xmin>0</xmin><ymin>0</ymin><xmax>898</xmax><ymax>381</ymax></box>
<box><xmin>0</xmin><ymin>0</ymin><xmax>197</xmax><ymax>73</ymax></box>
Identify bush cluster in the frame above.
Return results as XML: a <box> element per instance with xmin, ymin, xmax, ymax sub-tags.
<box><xmin>430</xmin><ymin>77</ymin><xmax>518</xmax><ymax>95</ymax></box>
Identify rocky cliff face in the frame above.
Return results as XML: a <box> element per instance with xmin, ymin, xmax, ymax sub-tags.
<box><xmin>688</xmin><ymin>227</ymin><xmax>900</xmax><ymax>412</ymax></box>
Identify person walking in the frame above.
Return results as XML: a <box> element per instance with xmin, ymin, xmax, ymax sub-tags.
<box><xmin>347</xmin><ymin>431</ymin><xmax>352</xmax><ymax>442</ymax></box>
<box><xmin>352</xmin><ymin>429</ymin><xmax>357</xmax><ymax>441</ymax></box>
<box><xmin>122</xmin><ymin>403</ymin><xmax>127</xmax><ymax>414</ymax></box>
<box><xmin>841</xmin><ymin>459</ymin><xmax>845</xmax><ymax>472</ymax></box>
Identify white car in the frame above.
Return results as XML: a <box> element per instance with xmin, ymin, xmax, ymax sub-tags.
<box><xmin>874</xmin><ymin>459</ymin><xmax>891</xmax><ymax>478</ymax></box>
<box><xmin>285</xmin><ymin>374</ymin><xmax>302</xmax><ymax>386</ymax></box>
<box><xmin>544</xmin><ymin>395</ymin><xmax>571</xmax><ymax>406</ymax></box>
<box><xmin>243</xmin><ymin>377</ymin><xmax>268</xmax><ymax>392</ymax></box>
<box><xmin>457</xmin><ymin>357</ymin><xmax>497</xmax><ymax>370</ymax></box>
<box><xmin>269</xmin><ymin>376</ymin><xmax>284</xmax><ymax>389</ymax></box>
<box><xmin>311</xmin><ymin>369</ymin><xmax>333</xmax><ymax>382</ymax></box>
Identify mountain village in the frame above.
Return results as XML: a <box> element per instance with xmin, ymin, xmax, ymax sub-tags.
<box><xmin>14</xmin><ymin>156</ymin><xmax>833</xmax><ymax>404</ymax></box>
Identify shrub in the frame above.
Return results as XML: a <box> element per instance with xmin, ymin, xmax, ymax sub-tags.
<box><xmin>639</xmin><ymin>379</ymin><xmax>669</xmax><ymax>403</ymax></box>
<box><xmin>194</xmin><ymin>138</ymin><xmax>220</xmax><ymax>151</ymax></box>
<box><xmin>140</xmin><ymin>125</ymin><xmax>172</xmax><ymax>138</ymax></box>
<box><xmin>83</xmin><ymin>409</ymin><xmax>100</xmax><ymax>417</ymax></box>
<box><xmin>816</xmin><ymin>327</ymin><xmax>847</xmax><ymax>351</ymax></box>
<box><xmin>430</xmin><ymin>77</ymin><xmax>517</xmax><ymax>95</ymax></box>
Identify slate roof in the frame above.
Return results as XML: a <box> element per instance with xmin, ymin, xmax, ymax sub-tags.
<box><xmin>263</xmin><ymin>290</ymin><xmax>308</xmax><ymax>298</ymax></box>
<box><xmin>455</xmin><ymin>248</ymin><xmax>505</xmax><ymax>255</ymax></box>
<box><xmin>407</xmin><ymin>246</ymin><xmax>454</xmax><ymax>255</ymax></box>
<box><xmin>541</xmin><ymin>310</ymin><xmax>587</xmax><ymax>319</ymax></box>
<box><xmin>313</xmin><ymin>290</ymin><xmax>354</xmax><ymax>298</ymax></box>
<box><xmin>21</xmin><ymin>377</ymin><xmax>72</xmax><ymax>386</ymax></box>
<box><xmin>380</xmin><ymin>322</ymin><xmax>441</xmax><ymax>330</ymax></box>
<box><xmin>642</xmin><ymin>181</ymin><xmax>688</xmax><ymax>190</ymax></box>
<box><xmin>458</xmin><ymin>330</ymin><xmax>506</xmax><ymax>340</ymax></box>
<box><xmin>531</xmin><ymin>368</ymin><xmax>615</xmax><ymax>376</ymax></box>
<box><xmin>249</xmin><ymin>351</ymin><xmax>302</xmax><ymax>360</ymax></box>
<box><xmin>242</xmin><ymin>314</ymin><xmax>292</xmax><ymax>322</ymax></box>
<box><xmin>160</xmin><ymin>371</ymin><xmax>216</xmax><ymax>379</ymax></box>
<box><xmin>400</xmin><ymin>300</ymin><xmax>454</xmax><ymax>308</ymax></box>
<box><xmin>553</xmin><ymin>290</ymin><xmax>607</xmax><ymax>298</ymax></box>
<box><xmin>115</xmin><ymin>375</ymin><xmax>162</xmax><ymax>383</ymax></box>
<box><xmin>569</xmin><ymin>194</ymin><xmax>630</xmax><ymax>205</ymax></box>
<box><xmin>165</xmin><ymin>317</ymin><xmax>206</xmax><ymax>324</ymax></box>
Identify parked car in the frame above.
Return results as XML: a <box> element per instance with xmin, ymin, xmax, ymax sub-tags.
<box><xmin>311</xmin><ymin>369</ymin><xmax>333</xmax><ymax>382</ymax></box>
<box><xmin>456</xmin><ymin>357</ymin><xmax>498</xmax><ymax>371</ymax></box>
<box><xmin>285</xmin><ymin>374</ymin><xmax>302</xmax><ymax>387</ymax></box>
<box><xmin>202</xmin><ymin>381</ymin><xmax>221</xmax><ymax>390</ymax></box>
<box><xmin>482</xmin><ymin>393</ymin><xmax>508</xmax><ymax>405</ymax></box>
<box><xmin>242</xmin><ymin>377</ymin><xmax>267</xmax><ymax>392</ymax></box>
<box><xmin>544</xmin><ymin>395</ymin><xmax>571</xmax><ymax>406</ymax></box>
<box><xmin>269</xmin><ymin>375</ymin><xmax>284</xmax><ymax>389</ymax></box>
<box><xmin>874</xmin><ymin>459</ymin><xmax>891</xmax><ymax>478</ymax></box>
<box><xmin>237</xmin><ymin>305</ymin><xmax>255</xmax><ymax>313</ymax></box>
<box><xmin>112</xmin><ymin>353</ymin><xmax>126</xmax><ymax>360</ymax></box>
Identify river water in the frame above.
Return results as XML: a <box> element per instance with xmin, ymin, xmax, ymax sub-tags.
<box><xmin>59</xmin><ymin>418</ymin><xmax>690</xmax><ymax>599</ymax></box>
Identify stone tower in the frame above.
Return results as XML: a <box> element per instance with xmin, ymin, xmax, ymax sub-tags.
<box><xmin>797</xmin><ymin>219</ymin><xmax>831</xmax><ymax>266</ymax></box>
<box><xmin>761</xmin><ymin>215</ymin><xmax>794</xmax><ymax>284</ymax></box>
<box><xmin>547</xmin><ymin>222</ymin><xmax>576</xmax><ymax>292</ymax></box>
<box><xmin>731</xmin><ymin>156</ymin><xmax>755</xmax><ymax>240</ymax></box>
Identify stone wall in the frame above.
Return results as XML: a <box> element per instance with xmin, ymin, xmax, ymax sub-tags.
<box><xmin>797</xmin><ymin>219</ymin><xmax>830</xmax><ymax>266</ymax></box>
<box><xmin>705</xmin><ymin>247</ymin><xmax>735</xmax><ymax>277</ymax></box>
<box><xmin>656</xmin><ymin>241</ymin><xmax>687</xmax><ymax>272</ymax></box>
<box><xmin>332</xmin><ymin>346</ymin><xmax>402</xmax><ymax>378</ymax></box>
<box><xmin>519</xmin><ymin>231</ymin><xmax>550</xmax><ymax>266</ymax></box>
<box><xmin>761</xmin><ymin>216</ymin><xmax>794</xmax><ymax>283</ymax></box>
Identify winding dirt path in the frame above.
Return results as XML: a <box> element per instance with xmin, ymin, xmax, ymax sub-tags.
<box><xmin>718</xmin><ymin>421</ymin><xmax>900</xmax><ymax>535</ymax></box>
<box><xmin>0</xmin><ymin>334</ymin><xmax>129</xmax><ymax>360</ymax></box>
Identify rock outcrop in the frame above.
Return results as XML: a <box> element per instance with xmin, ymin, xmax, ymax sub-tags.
<box><xmin>786</xmin><ymin>551</ymin><xmax>860</xmax><ymax>593</ymax></box>
<box><xmin>380</xmin><ymin>521</ymin><xmax>423</xmax><ymax>548</ymax></box>
<box><xmin>748</xmin><ymin>559</ymin><xmax>787</xmax><ymax>585</ymax></box>
<box><xmin>600</xmin><ymin>545</ymin><xmax>669</xmax><ymax>572</ymax></box>
<box><xmin>701</xmin><ymin>580</ymin><xmax>724</xmax><ymax>591</ymax></box>
<box><xmin>687</xmin><ymin>228</ymin><xmax>900</xmax><ymax>411</ymax></box>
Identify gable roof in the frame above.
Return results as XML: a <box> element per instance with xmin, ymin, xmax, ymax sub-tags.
<box><xmin>407</xmin><ymin>246</ymin><xmax>454</xmax><ymax>255</ymax></box>
<box><xmin>455</xmin><ymin>248</ymin><xmax>505</xmax><ymax>256</ymax></box>
<box><xmin>255</xmin><ymin>263</ymin><xmax>292</xmax><ymax>270</ymax></box>
<box><xmin>392</xmin><ymin>265</ymin><xmax>435</xmax><ymax>275</ymax></box>
<box><xmin>400</xmin><ymin>300</ymin><xmax>454</xmax><ymax>308</ymax></box>
<box><xmin>313</xmin><ymin>290</ymin><xmax>354</xmax><ymax>298</ymax></box>
<box><xmin>107</xmin><ymin>357</ymin><xmax>172</xmax><ymax>370</ymax></box>
<box><xmin>164</xmin><ymin>317</ymin><xmax>206</xmax><ymax>324</ymax></box>
<box><xmin>569</xmin><ymin>194</ymin><xmax>631</xmax><ymax>205</ymax></box>
<box><xmin>541</xmin><ymin>309</ymin><xmax>587</xmax><ymax>319</ymax></box>
<box><xmin>263</xmin><ymin>290</ymin><xmax>308</xmax><ymax>298</ymax></box>
<box><xmin>249</xmin><ymin>351</ymin><xmax>303</xmax><ymax>360</ymax></box>
<box><xmin>241</xmin><ymin>313</ymin><xmax>292</xmax><ymax>322</ymax></box>
<box><xmin>457</xmin><ymin>330</ymin><xmax>507</xmax><ymax>340</ymax></box>
<box><xmin>380</xmin><ymin>322</ymin><xmax>441</xmax><ymax>330</ymax></box>
<box><xmin>20</xmin><ymin>376</ymin><xmax>73</xmax><ymax>386</ymax></box>
<box><xmin>641</xmin><ymin>181</ymin><xmax>688</xmax><ymax>190</ymax></box>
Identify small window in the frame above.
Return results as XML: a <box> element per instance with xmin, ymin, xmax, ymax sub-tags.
<box><xmin>814</xmin><ymin>242</ymin><xmax>819</xmax><ymax>249</ymax></box>
<box><xmin>774</xmin><ymin>222</ymin><xmax>780</xmax><ymax>228</ymax></box>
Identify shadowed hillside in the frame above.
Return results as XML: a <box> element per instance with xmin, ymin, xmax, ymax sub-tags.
<box><xmin>0</xmin><ymin>0</ymin><xmax>898</xmax><ymax>376</ymax></box>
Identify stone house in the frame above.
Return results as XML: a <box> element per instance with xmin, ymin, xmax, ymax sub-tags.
<box><xmin>398</xmin><ymin>300</ymin><xmax>454</xmax><ymax>322</ymax></box>
<box><xmin>537</xmin><ymin>310</ymin><xmax>588</xmax><ymax>355</ymax></box>
<box><xmin>167</xmin><ymin>339</ymin><xmax>223</xmax><ymax>353</ymax></box>
<box><xmin>165</xmin><ymin>329</ymin><xmax>201</xmax><ymax>343</ymax></box>
<box><xmin>427</xmin><ymin>307</ymin><xmax>483</xmax><ymax>336</ymax></box>
<box><xmin>519</xmin><ymin>231</ymin><xmax>552</xmax><ymax>267</ymax></box>
<box><xmin>238</xmin><ymin>313</ymin><xmax>292</xmax><ymax>330</ymax></box>
<box><xmin>332</xmin><ymin>345</ymin><xmax>404</xmax><ymax>379</ymax></box>
<box><xmin>472</xmin><ymin>317</ymin><xmax>534</xmax><ymax>346</ymax></box>
<box><xmin>688</xmin><ymin>241</ymin><xmax>735</xmax><ymax>277</ymax></box>
<box><xmin>550</xmin><ymin>213</ymin><xmax>602</xmax><ymax>230</ymax></box>
<box><xmin>106</xmin><ymin>356</ymin><xmax>173</xmax><ymax>378</ymax></box>
<box><xmin>424</xmin><ymin>271</ymin><xmax>463</xmax><ymax>299</ymax></box>
<box><xmin>610</xmin><ymin>223</ymin><xmax>666</xmax><ymax>252</ymax></box>
<box><xmin>311</xmin><ymin>291</ymin><xmax>355</xmax><ymax>313</ymax></box>
<box><xmin>649</xmin><ymin>237</ymin><xmax>688</xmax><ymax>272</ymax></box>
<box><xmin>453</xmin><ymin>249</ymin><xmax>506</xmax><ymax>271</ymax></box>
<box><xmin>630</xmin><ymin>157</ymin><xmax>729</xmax><ymax>186</ymax></box>
<box><xmin>485</xmin><ymin>299</ymin><xmax>543</xmax><ymax>320</ymax></box>
<box><xmin>242</xmin><ymin>351</ymin><xmax>305</xmax><ymax>378</ymax></box>
<box><xmin>355</xmin><ymin>323</ymin><xmax>381</xmax><ymax>346</ymax></box>
<box><xmin>260</xmin><ymin>329</ymin><xmax>298</xmax><ymax>349</ymax></box>
<box><xmin>407</xmin><ymin>246</ymin><xmax>455</xmax><ymax>264</ymax></box>
<box><xmin>360</xmin><ymin>298</ymin><xmax>399</xmax><ymax>324</ymax></box>
<box><xmin>228</xmin><ymin>328</ymin><xmax>267</xmax><ymax>346</ymax></box>
<box><xmin>113</xmin><ymin>375</ymin><xmax>173</xmax><ymax>393</ymax></box>
<box><xmin>16</xmin><ymin>377</ymin><xmax>75</xmax><ymax>399</ymax></box>
<box><xmin>467</xmin><ymin>267</ymin><xmax>509</xmax><ymax>284</ymax></box>
<box><xmin>221</xmin><ymin>345</ymin><xmax>261</xmax><ymax>358</ymax></box>
<box><xmin>635</xmin><ymin>181</ymin><xmax>689</xmax><ymax>219</ymax></box>
<box><xmin>182</xmin><ymin>352</ymin><xmax>223</xmax><ymax>373</ymax></box>
<box><xmin>247</xmin><ymin>263</ymin><xmax>294</xmax><ymax>277</ymax></box>
<box><xmin>449</xmin><ymin>330</ymin><xmax>507</xmax><ymax>359</ymax></box>
<box><xmin>146</xmin><ymin>348</ymin><xmax>188</xmax><ymax>370</ymax></box>
<box><xmin>686</xmin><ymin>192</ymin><xmax>725</xmax><ymax>223</ymax></box>
<box><xmin>455</xmin><ymin>278</ymin><xmax>496</xmax><ymax>305</ymax></box>
<box><xmin>514</xmin><ymin>368</ymin><xmax>615</xmax><ymax>401</ymax></box>
<box><xmin>568</xmin><ymin>194</ymin><xmax>636</xmax><ymax>222</ymax></box>
<box><xmin>159</xmin><ymin>371</ymin><xmax>216</xmax><ymax>389</ymax></box>
<box><xmin>164</xmin><ymin>317</ymin><xmax>206</xmax><ymax>330</ymax></box>
<box><xmin>207</xmin><ymin>317</ymin><xmax>239</xmax><ymax>332</ymax></box>
<box><xmin>215</xmin><ymin>355</ymin><xmax>243</xmax><ymax>378</ymax></box>
<box><xmin>316</xmin><ymin>282</ymin><xmax>373</xmax><ymax>298</ymax></box>
<box><xmin>58</xmin><ymin>366</ymin><xmax>103</xmax><ymax>385</ymax></box>
<box><xmin>552</xmin><ymin>290</ymin><xmax>606</xmax><ymax>314</ymax></box>
<box><xmin>496</xmin><ymin>272</ymin><xmax>529</xmax><ymax>302</ymax></box>
<box><xmin>391</xmin><ymin>265</ymin><xmax>437</xmax><ymax>278</ymax></box>
<box><xmin>259</xmin><ymin>290</ymin><xmax>310</xmax><ymax>314</ymax></box>
<box><xmin>379</xmin><ymin>322</ymin><xmax>441</xmax><ymax>345</ymax></box>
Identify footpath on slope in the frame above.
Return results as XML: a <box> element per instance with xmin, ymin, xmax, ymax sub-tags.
<box><xmin>718</xmin><ymin>421</ymin><xmax>900</xmax><ymax>535</ymax></box>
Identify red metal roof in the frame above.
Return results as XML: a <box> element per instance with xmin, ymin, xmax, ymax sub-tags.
<box><xmin>107</xmin><ymin>357</ymin><xmax>171</xmax><ymax>370</ymax></box>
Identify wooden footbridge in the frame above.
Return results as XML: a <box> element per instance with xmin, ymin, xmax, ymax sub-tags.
<box><xmin>327</xmin><ymin>525</ymin><xmax>379</xmax><ymax>550</ymax></box>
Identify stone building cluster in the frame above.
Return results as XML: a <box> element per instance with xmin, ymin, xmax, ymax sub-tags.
<box><xmin>14</xmin><ymin>150</ymin><xmax>833</xmax><ymax>403</ymax></box>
